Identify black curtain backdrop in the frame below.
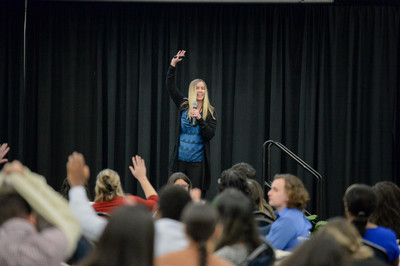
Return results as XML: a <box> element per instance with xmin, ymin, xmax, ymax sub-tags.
<box><xmin>1</xmin><ymin>0</ymin><xmax>399</xmax><ymax>219</ymax></box>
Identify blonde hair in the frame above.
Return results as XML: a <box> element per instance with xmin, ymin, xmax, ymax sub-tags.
<box><xmin>185</xmin><ymin>79</ymin><xmax>215</xmax><ymax>121</ymax></box>
<box><xmin>318</xmin><ymin>217</ymin><xmax>373</xmax><ymax>260</ymax></box>
<box><xmin>95</xmin><ymin>169</ymin><xmax>124</xmax><ymax>202</ymax></box>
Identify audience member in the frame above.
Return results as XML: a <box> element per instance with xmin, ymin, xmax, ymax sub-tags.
<box><xmin>318</xmin><ymin>217</ymin><xmax>387</xmax><ymax>266</ymax></box>
<box><xmin>67</xmin><ymin>153</ymin><xmax>158</xmax><ymax>243</ymax></box>
<box><xmin>213</xmin><ymin>188</ymin><xmax>265</xmax><ymax>265</ymax></box>
<box><xmin>265</xmin><ymin>174</ymin><xmax>311</xmax><ymax>251</ymax></box>
<box><xmin>343</xmin><ymin>184</ymin><xmax>400</xmax><ymax>265</ymax></box>
<box><xmin>92</xmin><ymin>155</ymin><xmax>158</xmax><ymax>214</ymax></box>
<box><xmin>231</xmin><ymin>162</ymin><xmax>275</xmax><ymax>221</ymax></box>
<box><xmin>217</xmin><ymin>168</ymin><xmax>251</xmax><ymax>197</ymax></box>
<box><xmin>279</xmin><ymin>233</ymin><xmax>352</xmax><ymax>266</ymax></box>
<box><xmin>155</xmin><ymin>202</ymin><xmax>233</xmax><ymax>266</ymax></box>
<box><xmin>167</xmin><ymin>172</ymin><xmax>192</xmax><ymax>191</ymax></box>
<box><xmin>231</xmin><ymin>162</ymin><xmax>257</xmax><ymax>179</ymax></box>
<box><xmin>60</xmin><ymin>177</ymin><xmax>91</xmax><ymax>201</ymax></box>
<box><xmin>154</xmin><ymin>185</ymin><xmax>192</xmax><ymax>257</ymax></box>
<box><xmin>0</xmin><ymin>143</ymin><xmax>10</xmax><ymax>164</ymax></box>
<box><xmin>0</xmin><ymin>160</ymin><xmax>81</xmax><ymax>265</ymax></box>
<box><xmin>59</xmin><ymin>177</ymin><xmax>93</xmax><ymax>264</ymax></box>
<box><xmin>67</xmin><ymin>152</ymin><xmax>108</xmax><ymax>242</ymax></box>
<box><xmin>80</xmin><ymin>205</ymin><xmax>154</xmax><ymax>266</ymax></box>
<box><xmin>167</xmin><ymin>172</ymin><xmax>202</xmax><ymax>202</ymax></box>
<box><xmin>371</xmin><ymin>181</ymin><xmax>400</xmax><ymax>239</ymax></box>
<box><xmin>247</xmin><ymin>179</ymin><xmax>275</xmax><ymax>220</ymax></box>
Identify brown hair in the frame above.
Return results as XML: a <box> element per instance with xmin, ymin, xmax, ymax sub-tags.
<box><xmin>247</xmin><ymin>179</ymin><xmax>275</xmax><ymax>219</ymax></box>
<box><xmin>167</xmin><ymin>172</ymin><xmax>192</xmax><ymax>190</ymax></box>
<box><xmin>274</xmin><ymin>174</ymin><xmax>309</xmax><ymax>210</ymax></box>
<box><xmin>370</xmin><ymin>181</ymin><xmax>400</xmax><ymax>239</ymax></box>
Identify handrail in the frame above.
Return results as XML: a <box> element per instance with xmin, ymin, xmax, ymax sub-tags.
<box><xmin>262</xmin><ymin>140</ymin><xmax>323</xmax><ymax>218</ymax></box>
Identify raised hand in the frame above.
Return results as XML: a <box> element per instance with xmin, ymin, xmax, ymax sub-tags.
<box><xmin>190</xmin><ymin>188</ymin><xmax>202</xmax><ymax>202</ymax></box>
<box><xmin>129</xmin><ymin>155</ymin><xmax>157</xmax><ymax>198</ymax></box>
<box><xmin>170</xmin><ymin>50</ymin><xmax>186</xmax><ymax>67</ymax></box>
<box><xmin>129</xmin><ymin>155</ymin><xmax>147</xmax><ymax>181</ymax></box>
<box><xmin>0</xmin><ymin>143</ymin><xmax>10</xmax><ymax>164</ymax></box>
<box><xmin>66</xmin><ymin>152</ymin><xmax>90</xmax><ymax>187</ymax></box>
<box><xmin>2</xmin><ymin>160</ymin><xmax>24</xmax><ymax>175</ymax></box>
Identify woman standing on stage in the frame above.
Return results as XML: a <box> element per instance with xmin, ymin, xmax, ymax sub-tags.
<box><xmin>166</xmin><ymin>50</ymin><xmax>217</xmax><ymax>195</ymax></box>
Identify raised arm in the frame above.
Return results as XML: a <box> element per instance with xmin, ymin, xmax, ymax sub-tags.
<box><xmin>0</xmin><ymin>143</ymin><xmax>10</xmax><ymax>164</ymax></box>
<box><xmin>170</xmin><ymin>50</ymin><xmax>186</xmax><ymax>67</ymax></box>
<box><xmin>67</xmin><ymin>152</ymin><xmax>107</xmax><ymax>242</ymax></box>
<box><xmin>129</xmin><ymin>155</ymin><xmax>157</xmax><ymax>199</ymax></box>
<box><xmin>166</xmin><ymin>50</ymin><xmax>187</xmax><ymax>107</ymax></box>
<box><xmin>0</xmin><ymin>160</ymin><xmax>81</xmax><ymax>257</ymax></box>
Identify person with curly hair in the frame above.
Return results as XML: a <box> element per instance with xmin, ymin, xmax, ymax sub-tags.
<box><xmin>370</xmin><ymin>181</ymin><xmax>400</xmax><ymax>239</ymax></box>
<box><xmin>265</xmin><ymin>174</ymin><xmax>311</xmax><ymax>251</ymax></box>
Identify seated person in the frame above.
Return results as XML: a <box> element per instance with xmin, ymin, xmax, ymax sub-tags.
<box><xmin>343</xmin><ymin>184</ymin><xmax>399</xmax><ymax>266</ymax></box>
<box><xmin>67</xmin><ymin>152</ymin><xmax>157</xmax><ymax>243</ymax></box>
<box><xmin>92</xmin><ymin>155</ymin><xmax>158</xmax><ymax>214</ymax></box>
<box><xmin>67</xmin><ymin>152</ymin><xmax>107</xmax><ymax>242</ymax></box>
<box><xmin>59</xmin><ymin>177</ymin><xmax>93</xmax><ymax>264</ymax></box>
<box><xmin>155</xmin><ymin>202</ymin><xmax>233</xmax><ymax>266</ymax></box>
<box><xmin>371</xmin><ymin>181</ymin><xmax>400</xmax><ymax>240</ymax></box>
<box><xmin>279</xmin><ymin>231</ymin><xmax>351</xmax><ymax>266</ymax></box>
<box><xmin>168</xmin><ymin>172</ymin><xmax>192</xmax><ymax>191</ymax></box>
<box><xmin>60</xmin><ymin>176</ymin><xmax>91</xmax><ymax>201</ymax></box>
<box><xmin>232</xmin><ymin>162</ymin><xmax>275</xmax><ymax>220</ymax></box>
<box><xmin>167</xmin><ymin>172</ymin><xmax>202</xmax><ymax>202</ymax></box>
<box><xmin>266</xmin><ymin>174</ymin><xmax>312</xmax><ymax>251</ymax></box>
<box><xmin>248</xmin><ymin>178</ymin><xmax>275</xmax><ymax>221</ymax></box>
<box><xmin>217</xmin><ymin>168</ymin><xmax>251</xmax><ymax>197</ymax></box>
<box><xmin>0</xmin><ymin>160</ymin><xmax>81</xmax><ymax>265</ymax></box>
<box><xmin>318</xmin><ymin>217</ymin><xmax>387</xmax><ymax>266</ymax></box>
<box><xmin>214</xmin><ymin>188</ymin><xmax>266</xmax><ymax>265</ymax></box>
<box><xmin>154</xmin><ymin>185</ymin><xmax>192</xmax><ymax>257</ymax></box>
<box><xmin>80</xmin><ymin>205</ymin><xmax>154</xmax><ymax>266</ymax></box>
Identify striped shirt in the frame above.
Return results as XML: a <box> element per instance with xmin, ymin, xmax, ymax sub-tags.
<box><xmin>0</xmin><ymin>218</ymin><xmax>68</xmax><ymax>266</ymax></box>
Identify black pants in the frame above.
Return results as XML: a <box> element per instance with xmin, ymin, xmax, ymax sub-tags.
<box><xmin>177</xmin><ymin>160</ymin><xmax>204</xmax><ymax>192</ymax></box>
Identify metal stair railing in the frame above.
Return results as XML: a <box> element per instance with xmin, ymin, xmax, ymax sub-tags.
<box><xmin>263</xmin><ymin>140</ymin><xmax>323</xmax><ymax>218</ymax></box>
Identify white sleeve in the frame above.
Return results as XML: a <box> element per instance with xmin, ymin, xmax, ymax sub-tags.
<box><xmin>68</xmin><ymin>186</ymin><xmax>107</xmax><ymax>242</ymax></box>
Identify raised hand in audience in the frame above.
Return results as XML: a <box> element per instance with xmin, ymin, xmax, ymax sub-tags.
<box><xmin>66</xmin><ymin>151</ymin><xmax>107</xmax><ymax>243</ymax></box>
<box><xmin>2</xmin><ymin>160</ymin><xmax>23</xmax><ymax>174</ymax></box>
<box><xmin>0</xmin><ymin>143</ymin><xmax>10</xmax><ymax>164</ymax></box>
<box><xmin>67</xmin><ymin>152</ymin><xmax>90</xmax><ymax>187</ymax></box>
<box><xmin>129</xmin><ymin>155</ymin><xmax>147</xmax><ymax>181</ymax></box>
<box><xmin>129</xmin><ymin>155</ymin><xmax>157</xmax><ymax>198</ymax></box>
<box><xmin>190</xmin><ymin>188</ymin><xmax>202</xmax><ymax>202</ymax></box>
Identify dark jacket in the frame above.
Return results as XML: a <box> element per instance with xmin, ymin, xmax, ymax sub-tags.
<box><xmin>166</xmin><ymin>65</ymin><xmax>217</xmax><ymax>190</ymax></box>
